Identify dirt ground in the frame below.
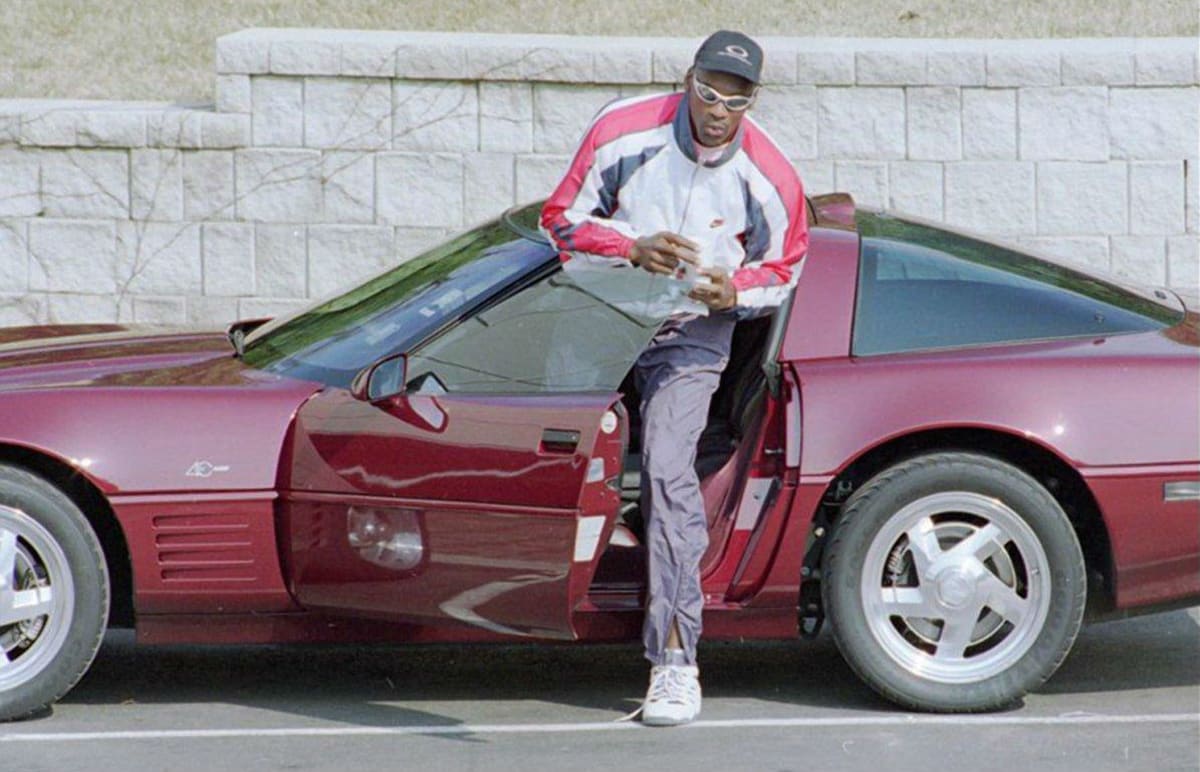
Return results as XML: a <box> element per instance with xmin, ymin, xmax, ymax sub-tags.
<box><xmin>1</xmin><ymin>0</ymin><xmax>1197</xmax><ymax>101</ymax></box>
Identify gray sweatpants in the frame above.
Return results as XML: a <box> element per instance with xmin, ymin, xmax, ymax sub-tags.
<box><xmin>635</xmin><ymin>313</ymin><xmax>734</xmax><ymax>667</ymax></box>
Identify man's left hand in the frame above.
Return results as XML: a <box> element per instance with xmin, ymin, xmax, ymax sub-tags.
<box><xmin>688</xmin><ymin>268</ymin><xmax>737</xmax><ymax>311</ymax></box>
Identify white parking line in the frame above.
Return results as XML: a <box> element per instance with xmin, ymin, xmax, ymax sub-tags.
<box><xmin>2</xmin><ymin>712</ymin><xmax>1197</xmax><ymax>743</ymax></box>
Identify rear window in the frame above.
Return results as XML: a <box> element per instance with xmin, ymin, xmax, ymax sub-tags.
<box><xmin>853</xmin><ymin>213</ymin><xmax>1182</xmax><ymax>356</ymax></box>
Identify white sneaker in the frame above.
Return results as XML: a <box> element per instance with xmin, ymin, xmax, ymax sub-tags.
<box><xmin>640</xmin><ymin>664</ymin><xmax>702</xmax><ymax>726</ymax></box>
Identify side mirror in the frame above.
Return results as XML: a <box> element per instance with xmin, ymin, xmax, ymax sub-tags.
<box><xmin>351</xmin><ymin>353</ymin><xmax>408</xmax><ymax>402</ymax></box>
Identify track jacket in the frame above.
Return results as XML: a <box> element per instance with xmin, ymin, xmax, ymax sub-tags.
<box><xmin>540</xmin><ymin>91</ymin><xmax>808</xmax><ymax>313</ymax></box>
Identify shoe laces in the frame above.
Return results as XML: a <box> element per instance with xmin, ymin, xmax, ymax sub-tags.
<box><xmin>647</xmin><ymin>666</ymin><xmax>695</xmax><ymax>705</ymax></box>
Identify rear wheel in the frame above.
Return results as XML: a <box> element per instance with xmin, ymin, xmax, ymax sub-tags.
<box><xmin>0</xmin><ymin>465</ymin><xmax>108</xmax><ymax>721</ymax></box>
<box><xmin>822</xmin><ymin>452</ymin><xmax>1086</xmax><ymax>712</ymax></box>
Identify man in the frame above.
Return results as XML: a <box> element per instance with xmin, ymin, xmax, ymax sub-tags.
<box><xmin>541</xmin><ymin>30</ymin><xmax>808</xmax><ymax>726</ymax></box>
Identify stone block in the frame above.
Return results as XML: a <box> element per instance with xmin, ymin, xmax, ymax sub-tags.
<box><xmin>19</xmin><ymin>110</ymin><xmax>77</xmax><ymax>147</ymax></box>
<box><xmin>235</xmin><ymin>149</ymin><xmax>322</xmax><ymax>223</ymax></box>
<box><xmin>308</xmin><ymin>225</ymin><xmax>394</xmax><ymax>296</ymax></box>
<box><xmin>304</xmin><ymin>78</ymin><xmax>392</xmax><ymax>151</ymax></box>
<box><xmin>131</xmin><ymin>149</ymin><xmax>184</xmax><ymax>222</ymax></box>
<box><xmin>393</xmin><ymin>81</ymin><xmax>479</xmax><ymax>152</ymax></box>
<box><xmin>216</xmin><ymin>75</ymin><xmax>252</xmax><ymax>113</ymax></box>
<box><xmin>465</xmin><ymin>153</ymin><xmax>515</xmax><ymax>226</ymax></box>
<box><xmin>467</xmin><ymin>42</ymin><xmax>593</xmax><ymax>83</ymax></box>
<box><xmin>834</xmin><ymin>162</ymin><xmax>888</xmax><ymax>208</ymax></box>
<box><xmin>255</xmin><ymin>224</ymin><xmax>307</xmax><ymax>298</ymax></box>
<box><xmin>237</xmin><ymin>297</ymin><xmax>308</xmax><ymax>320</ymax></box>
<box><xmin>987</xmin><ymin>51</ymin><xmax>1059</xmax><ymax>87</ymax></box>
<box><xmin>593</xmin><ymin>42</ymin><xmax>653</xmax><ymax>84</ymax></box>
<box><xmin>818</xmin><ymin>87</ymin><xmax>905</xmax><ymax>160</ymax></box>
<box><xmin>856</xmin><ymin>51</ymin><xmax>925</xmax><ymax>86</ymax></box>
<box><xmin>0</xmin><ymin>111</ymin><xmax>18</xmax><ymax>145</ymax></box>
<box><xmin>201</xmin><ymin>113</ymin><xmax>251</xmax><ymax>149</ymax></box>
<box><xmin>147</xmin><ymin>109</ymin><xmax>203</xmax><ymax>148</ymax></box>
<box><xmin>532</xmin><ymin>84</ymin><xmax>622</xmax><ymax>155</ymax></box>
<box><xmin>28</xmin><ymin>220</ymin><xmax>117</xmax><ymax>293</ymax></box>
<box><xmin>759</xmin><ymin>45</ymin><xmax>800</xmax><ymax>85</ymax></box>
<box><xmin>1110</xmin><ymin>235</ymin><xmax>1166</xmax><ymax>284</ymax></box>
<box><xmin>0</xmin><ymin>293</ymin><xmax>45</xmax><ymax>327</ymax></box>
<box><xmin>396</xmin><ymin>43</ymin><xmax>468</xmax><ymax>80</ymax></box>
<box><xmin>341</xmin><ymin>40</ymin><xmax>396</xmax><ymax>78</ymax></box>
<box><xmin>41</xmin><ymin>149</ymin><xmax>129</xmax><ymax>218</ymax></box>
<box><xmin>322</xmin><ymin>151</ymin><xmax>375</xmax><ymax>224</ymax></box>
<box><xmin>1129</xmin><ymin>161</ymin><xmax>1186</xmax><ymax>235</ymax></box>
<box><xmin>133</xmin><ymin>296</ymin><xmax>187</xmax><ymax>324</ymax></box>
<box><xmin>962</xmin><ymin>89</ymin><xmax>1016</xmax><ymax>160</ymax></box>
<box><xmin>796</xmin><ymin>51</ymin><xmax>854</xmax><ymax>86</ymax></box>
<box><xmin>1018</xmin><ymin>87</ymin><xmax>1108</xmax><ymax>161</ymax></box>
<box><xmin>944</xmin><ymin>162</ymin><xmax>1036</xmax><ymax>235</ymax></box>
<box><xmin>751</xmin><ymin>86</ymin><xmax>817</xmax><ymax>159</ymax></box>
<box><xmin>516</xmin><ymin>154</ymin><xmax>570</xmax><ymax>202</ymax></box>
<box><xmin>926</xmin><ymin>51</ymin><xmax>986</xmax><ymax>86</ymax></box>
<box><xmin>47</xmin><ymin>294</ymin><xmax>128</xmax><ymax>324</ymax></box>
<box><xmin>797</xmin><ymin>160</ymin><xmax>834</xmax><ymax>196</ymax></box>
<box><xmin>395</xmin><ymin>227</ymin><xmax>451</xmax><ymax>260</ymax></box>
<box><xmin>1036</xmin><ymin>162</ymin><xmax>1127</xmax><ymax>236</ymax></box>
<box><xmin>1188</xmin><ymin>159</ymin><xmax>1199</xmax><ymax>233</ymax></box>
<box><xmin>0</xmin><ymin>221</ymin><xmax>27</xmax><ymax>291</ymax></box>
<box><xmin>1018</xmin><ymin>236</ymin><xmax>1111</xmax><ymax>275</ymax></box>
<box><xmin>480</xmin><ymin>82</ymin><xmax>533</xmax><ymax>153</ymax></box>
<box><xmin>76</xmin><ymin>111</ymin><xmax>147</xmax><ymax>147</ymax></box>
<box><xmin>0</xmin><ymin>149</ymin><xmax>40</xmax><ymax>217</ymax></box>
<box><xmin>652</xmin><ymin>45</ymin><xmax>693</xmax><ymax>84</ymax></box>
<box><xmin>1110</xmin><ymin>88</ymin><xmax>1200</xmax><ymax>159</ymax></box>
<box><xmin>1167</xmin><ymin>235</ymin><xmax>1199</xmax><ymax>289</ymax></box>
<box><xmin>116</xmin><ymin>222</ymin><xmax>202</xmax><ymax>295</ymax></box>
<box><xmin>377</xmin><ymin>153</ymin><xmax>464</xmax><ymax>227</ymax></box>
<box><xmin>187</xmin><ymin>295</ymin><xmax>240</xmax><ymax>327</ymax></box>
<box><xmin>270</xmin><ymin>39</ymin><xmax>340</xmax><ymax>76</ymax></box>
<box><xmin>889</xmin><ymin>162</ymin><xmax>944</xmax><ymax>220</ymax></box>
<box><xmin>216</xmin><ymin>34</ymin><xmax>270</xmax><ymax>74</ymax></box>
<box><xmin>202</xmin><ymin>223</ymin><xmax>255</xmax><ymax>296</ymax></box>
<box><xmin>1135</xmin><ymin>50</ymin><xmax>1197</xmax><ymax>86</ymax></box>
<box><xmin>907</xmin><ymin>87</ymin><xmax>960</xmax><ymax>161</ymax></box>
<box><xmin>183</xmin><ymin>150</ymin><xmax>236</xmax><ymax>221</ymax></box>
<box><xmin>1061</xmin><ymin>52</ymin><xmax>1134</xmax><ymax>86</ymax></box>
<box><xmin>252</xmin><ymin>77</ymin><xmax>303</xmax><ymax>147</ymax></box>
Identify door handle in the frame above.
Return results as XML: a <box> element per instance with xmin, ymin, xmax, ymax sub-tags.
<box><xmin>540</xmin><ymin>429</ymin><xmax>580</xmax><ymax>454</ymax></box>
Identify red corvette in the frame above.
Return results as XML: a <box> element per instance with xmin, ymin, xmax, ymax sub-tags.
<box><xmin>0</xmin><ymin>196</ymin><xmax>1196</xmax><ymax>720</ymax></box>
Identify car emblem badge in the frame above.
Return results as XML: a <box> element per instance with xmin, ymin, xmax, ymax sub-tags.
<box><xmin>186</xmin><ymin>461</ymin><xmax>231</xmax><ymax>478</ymax></box>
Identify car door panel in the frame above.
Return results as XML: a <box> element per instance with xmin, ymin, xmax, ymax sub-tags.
<box><xmin>280</xmin><ymin>388</ymin><xmax>626</xmax><ymax>638</ymax></box>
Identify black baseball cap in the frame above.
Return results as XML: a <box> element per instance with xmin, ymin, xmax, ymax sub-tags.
<box><xmin>693</xmin><ymin>30</ymin><xmax>764</xmax><ymax>85</ymax></box>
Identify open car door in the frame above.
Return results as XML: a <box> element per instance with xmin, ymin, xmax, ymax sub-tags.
<box><xmin>281</xmin><ymin>260</ymin><xmax>691</xmax><ymax>639</ymax></box>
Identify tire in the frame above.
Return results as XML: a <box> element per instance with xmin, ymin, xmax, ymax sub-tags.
<box><xmin>822</xmin><ymin>452</ymin><xmax>1086</xmax><ymax>712</ymax></box>
<box><xmin>0</xmin><ymin>464</ymin><xmax>109</xmax><ymax>721</ymax></box>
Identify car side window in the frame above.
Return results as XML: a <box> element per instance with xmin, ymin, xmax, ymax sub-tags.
<box><xmin>853</xmin><ymin>215</ymin><xmax>1179</xmax><ymax>356</ymax></box>
<box><xmin>405</xmin><ymin>268</ymin><xmax>668</xmax><ymax>393</ymax></box>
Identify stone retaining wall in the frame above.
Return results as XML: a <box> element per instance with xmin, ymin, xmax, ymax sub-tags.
<box><xmin>0</xmin><ymin>30</ymin><xmax>1196</xmax><ymax>326</ymax></box>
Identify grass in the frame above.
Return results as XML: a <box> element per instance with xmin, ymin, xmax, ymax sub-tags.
<box><xmin>1</xmin><ymin>0</ymin><xmax>1197</xmax><ymax>101</ymax></box>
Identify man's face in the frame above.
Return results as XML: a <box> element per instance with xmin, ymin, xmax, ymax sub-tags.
<box><xmin>686</xmin><ymin>67</ymin><xmax>756</xmax><ymax>147</ymax></box>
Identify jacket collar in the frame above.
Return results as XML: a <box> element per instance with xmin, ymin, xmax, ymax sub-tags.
<box><xmin>672</xmin><ymin>94</ymin><xmax>743</xmax><ymax>168</ymax></box>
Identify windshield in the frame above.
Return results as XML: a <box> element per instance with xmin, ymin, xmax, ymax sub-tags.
<box><xmin>242</xmin><ymin>203</ymin><xmax>555</xmax><ymax>387</ymax></box>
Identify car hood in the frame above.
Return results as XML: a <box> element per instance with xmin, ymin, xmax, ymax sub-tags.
<box><xmin>0</xmin><ymin>324</ymin><xmax>323</xmax><ymax>494</ymax></box>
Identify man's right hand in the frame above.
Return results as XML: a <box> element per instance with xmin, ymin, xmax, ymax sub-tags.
<box><xmin>629</xmin><ymin>232</ymin><xmax>700</xmax><ymax>275</ymax></box>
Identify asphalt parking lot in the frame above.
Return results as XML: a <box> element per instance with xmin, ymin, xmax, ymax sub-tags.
<box><xmin>3</xmin><ymin>608</ymin><xmax>1198</xmax><ymax>772</ymax></box>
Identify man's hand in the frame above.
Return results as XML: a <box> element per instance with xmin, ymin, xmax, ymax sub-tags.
<box><xmin>689</xmin><ymin>268</ymin><xmax>737</xmax><ymax>311</ymax></box>
<box><xmin>629</xmin><ymin>232</ymin><xmax>699</xmax><ymax>275</ymax></box>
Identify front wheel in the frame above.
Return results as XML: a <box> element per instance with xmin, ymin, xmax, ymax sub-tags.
<box><xmin>822</xmin><ymin>452</ymin><xmax>1086</xmax><ymax>712</ymax></box>
<box><xmin>0</xmin><ymin>465</ymin><xmax>109</xmax><ymax>721</ymax></box>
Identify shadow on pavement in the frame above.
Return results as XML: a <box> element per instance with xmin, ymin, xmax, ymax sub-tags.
<box><xmin>55</xmin><ymin>609</ymin><xmax>1198</xmax><ymax>726</ymax></box>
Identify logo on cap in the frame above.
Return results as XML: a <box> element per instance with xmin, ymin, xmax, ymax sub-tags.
<box><xmin>718</xmin><ymin>44</ymin><xmax>752</xmax><ymax>65</ymax></box>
